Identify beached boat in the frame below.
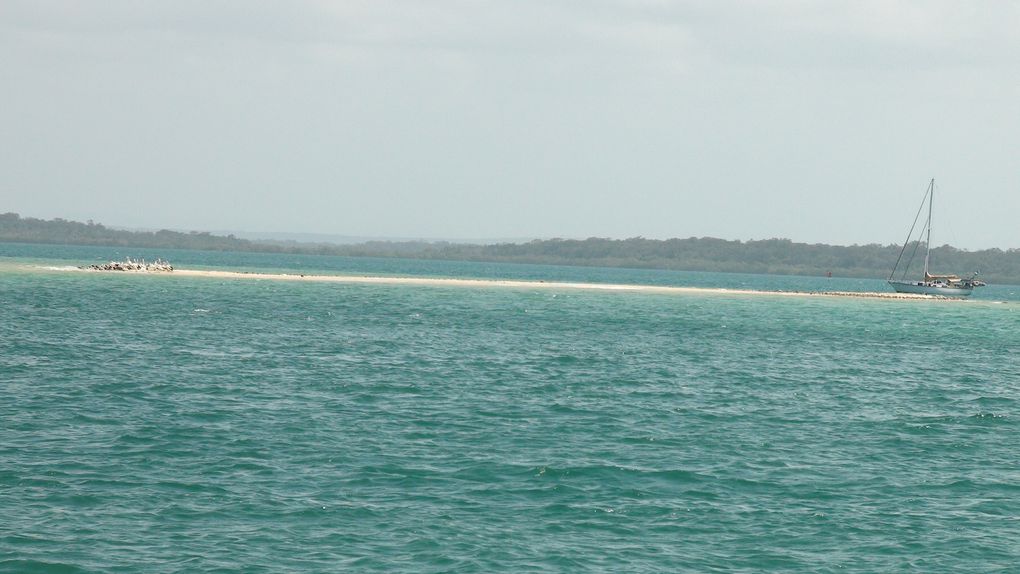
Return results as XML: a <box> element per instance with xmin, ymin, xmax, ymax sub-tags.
<box><xmin>888</xmin><ymin>179</ymin><xmax>985</xmax><ymax>297</ymax></box>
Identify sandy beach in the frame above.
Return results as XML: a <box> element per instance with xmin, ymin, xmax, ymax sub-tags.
<box><xmin>145</xmin><ymin>268</ymin><xmax>947</xmax><ymax>301</ymax></box>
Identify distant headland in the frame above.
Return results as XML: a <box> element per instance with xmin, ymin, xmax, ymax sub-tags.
<box><xmin>3</xmin><ymin>212</ymin><xmax>1020</xmax><ymax>284</ymax></box>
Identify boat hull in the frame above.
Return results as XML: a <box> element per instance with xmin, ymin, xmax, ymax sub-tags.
<box><xmin>887</xmin><ymin>281</ymin><xmax>973</xmax><ymax>297</ymax></box>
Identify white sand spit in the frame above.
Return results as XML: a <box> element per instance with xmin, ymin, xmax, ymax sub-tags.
<box><xmin>159</xmin><ymin>268</ymin><xmax>948</xmax><ymax>301</ymax></box>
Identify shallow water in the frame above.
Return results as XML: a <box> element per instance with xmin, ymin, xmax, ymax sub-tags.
<box><xmin>3</xmin><ymin>243</ymin><xmax>1020</xmax><ymax>572</ymax></box>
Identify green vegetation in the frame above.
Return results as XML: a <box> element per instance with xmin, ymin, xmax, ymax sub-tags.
<box><xmin>0</xmin><ymin>212</ymin><xmax>257</xmax><ymax>252</ymax></box>
<box><xmin>3</xmin><ymin>212</ymin><xmax>1020</xmax><ymax>283</ymax></box>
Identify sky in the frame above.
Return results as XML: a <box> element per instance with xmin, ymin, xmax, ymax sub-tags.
<box><xmin>2</xmin><ymin>1</ymin><xmax>1018</xmax><ymax>249</ymax></box>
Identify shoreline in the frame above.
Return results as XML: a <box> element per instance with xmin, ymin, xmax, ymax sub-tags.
<box><xmin>70</xmin><ymin>266</ymin><xmax>958</xmax><ymax>301</ymax></box>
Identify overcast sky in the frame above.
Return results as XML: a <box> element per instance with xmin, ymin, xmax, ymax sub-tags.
<box><xmin>2</xmin><ymin>1</ymin><xmax>1018</xmax><ymax>248</ymax></box>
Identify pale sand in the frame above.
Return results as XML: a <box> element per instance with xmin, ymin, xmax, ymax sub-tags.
<box><xmin>156</xmin><ymin>268</ymin><xmax>946</xmax><ymax>301</ymax></box>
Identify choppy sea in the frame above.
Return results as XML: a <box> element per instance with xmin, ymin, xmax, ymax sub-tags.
<box><xmin>3</xmin><ymin>242</ymin><xmax>1020</xmax><ymax>572</ymax></box>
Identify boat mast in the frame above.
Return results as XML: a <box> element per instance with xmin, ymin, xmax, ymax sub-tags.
<box><xmin>923</xmin><ymin>178</ymin><xmax>934</xmax><ymax>279</ymax></box>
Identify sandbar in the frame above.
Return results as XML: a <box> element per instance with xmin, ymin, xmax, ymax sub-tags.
<box><xmin>156</xmin><ymin>268</ymin><xmax>947</xmax><ymax>301</ymax></box>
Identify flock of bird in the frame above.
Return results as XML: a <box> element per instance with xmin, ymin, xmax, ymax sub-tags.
<box><xmin>80</xmin><ymin>258</ymin><xmax>174</xmax><ymax>272</ymax></box>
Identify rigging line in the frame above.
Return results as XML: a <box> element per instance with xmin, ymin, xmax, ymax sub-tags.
<box><xmin>933</xmin><ymin>180</ymin><xmax>961</xmax><ymax>250</ymax></box>
<box><xmin>889</xmin><ymin>181</ymin><xmax>933</xmax><ymax>280</ymax></box>
<box><xmin>925</xmin><ymin>180</ymin><xmax>934</xmax><ymax>275</ymax></box>
<box><xmin>901</xmin><ymin>220</ymin><xmax>927</xmax><ymax>280</ymax></box>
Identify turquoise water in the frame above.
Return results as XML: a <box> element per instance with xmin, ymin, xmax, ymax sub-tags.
<box><xmin>3</xmin><ymin>243</ymin><xmax>1020</xmax><ymax>572</ymax></box>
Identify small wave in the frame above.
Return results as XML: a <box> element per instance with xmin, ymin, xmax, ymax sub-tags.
<box><xmin>0</xmin><ymin>355</ymin><xmax>43</xmax><ymax>367</ymax></box>
<box><xmin>0</xmin><ymin>559</ymin><xmax>91</xmax><ymax>574</ymax></box>
<box><xmin>176</xmin><ymin>347</ymin><xmax>228</xmax><ymax>358</ymax></box>
<box><xmin>970</xmin><ymin>412</ymin><xmax>1009</xmax><ymax>420</ymax></box>
<box><xmin>37</xmin><ymin>265</ymin><xmax>82</xmax><ymax>271</ymax></box>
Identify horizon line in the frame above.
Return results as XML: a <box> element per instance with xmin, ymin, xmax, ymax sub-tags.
<box><xmin>3</xmin><ymin>211</ymin><xmax>1015</xmax><ymax>252</ymax></box>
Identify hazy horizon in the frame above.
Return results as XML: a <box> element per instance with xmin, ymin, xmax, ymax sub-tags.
<box><xmin>3</xmin><ymin>2</ymin><xmax>1018</xmax><ymax>250</ymax></box>
<box><xmin>9</xmin><ymin>209</ymin><xmax>1015</xmax><ymax>251</ymax></box>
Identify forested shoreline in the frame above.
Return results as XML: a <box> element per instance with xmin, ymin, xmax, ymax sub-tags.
<box><xmin>4</xmin><ymin>212</ymin><xmax>1020</xmax><ymax>284</ymax></box>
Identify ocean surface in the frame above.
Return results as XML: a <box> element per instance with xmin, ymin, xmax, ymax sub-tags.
<box><xmin>3</xmin><ymin>242</ymin><xmax>1020</xmax><ymax>572</ymax></box>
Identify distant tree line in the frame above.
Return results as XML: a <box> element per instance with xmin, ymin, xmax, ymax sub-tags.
<box><xmin>3</xmin><ymin>212</ymin><xmax>1020</xmax><ymax>283</ymax></box>
<box><xmin>0</xmin><ymin>212</ymin><xmax>261</xmax><ymax>252</ymax></box>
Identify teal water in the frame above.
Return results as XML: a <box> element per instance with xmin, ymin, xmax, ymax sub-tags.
<box><xmin>3</xmin><ymin>243</ymin><xmax>1020</xmax><ymax>572</ymax></box>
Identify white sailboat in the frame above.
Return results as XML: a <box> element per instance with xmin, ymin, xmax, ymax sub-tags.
<box><xmin>887</xmin><ymin>179</ymin><xmax>985</xmax><ymax>297</ymax></box>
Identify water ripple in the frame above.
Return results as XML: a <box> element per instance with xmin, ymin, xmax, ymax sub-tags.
<box><xmin>3</xmin><ymin>260</ymin><xmax>1020</xmax><ymax>571</ymax></box>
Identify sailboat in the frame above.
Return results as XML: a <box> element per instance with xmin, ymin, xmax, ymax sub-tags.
<box><xmin>887</xmin><ymin>179</ymin><xmax>985</xmax><ymax>297</ymax></box>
